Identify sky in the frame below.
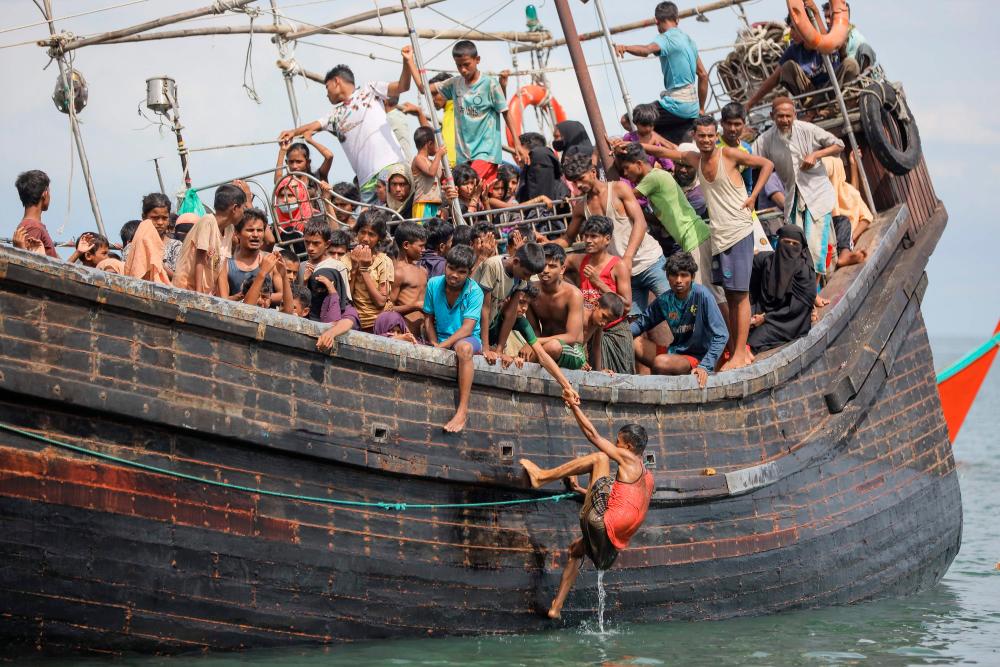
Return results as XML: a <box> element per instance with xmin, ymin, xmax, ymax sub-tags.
<box><xmin>0</xmin><ymin>0</ymin><xmax>997</xmax><ymax>341</ymax></box>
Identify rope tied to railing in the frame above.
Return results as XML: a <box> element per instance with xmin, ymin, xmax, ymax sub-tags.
<box><xmin>0</xmin><ymin>422</ymin><xmax>575</xmax><ymax>512</ymax></box>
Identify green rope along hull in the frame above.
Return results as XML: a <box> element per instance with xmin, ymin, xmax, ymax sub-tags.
<box><xmin>0</xmin><ymin>422</ymin><xmax>574</xmax><ymax>512</ymax></box>
<box><xmin>936</xmin><ymin>332</ymin><xmax>1000</xmax><ymax>384</ymax></box>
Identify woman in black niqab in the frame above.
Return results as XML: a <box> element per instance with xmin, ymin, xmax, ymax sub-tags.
<box><xmin>747</xmin><ymin>224</ymin><xmax>817</xmax><ymax>354</ymax></box>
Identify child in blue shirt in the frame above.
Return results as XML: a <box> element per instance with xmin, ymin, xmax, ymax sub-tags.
<box><xmin>422</xmin><ymin>244</ymin><xmax>484</xmax><ymax>433</ymax></box>
<box><xmin>631</xmin><ymin>251</ymin><xmax>729</xmax><ymax>386</ymax></box>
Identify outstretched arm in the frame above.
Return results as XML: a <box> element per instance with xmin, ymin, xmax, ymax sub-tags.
<box><xmin>566</xmin><ymin>399</ymin><xmax>628</xmax><ymax>465</ymax></box>
<box><xmin>529</xmin><ymin>340</ymin><xmax>579</xmax><ymax>402</ymax></box>
<box><xmin>614</xmin><ymin>42</ymin><xmax>660</xmax><ymax>58</ymax></box>
<box><xmin>746</xmin><ymin>68</ymin><xmax>780</xmax><ymax>110</ymax></box>
<box><xmin>278</xmin><ymin>120</ymin><xmax>323</xmax><ymax>146</ymax></box>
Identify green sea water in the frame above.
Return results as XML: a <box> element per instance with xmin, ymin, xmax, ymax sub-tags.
<box><xmin>32</xmin><ymin>337</ymin><xmax>1000</xmax><ymax>667</ymax></box>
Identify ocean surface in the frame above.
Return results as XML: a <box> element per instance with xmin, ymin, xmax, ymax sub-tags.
<box><xmin>34</xmin><ymin>337</ymin><xmax>1000</xmax><ymax>667</ymax></box>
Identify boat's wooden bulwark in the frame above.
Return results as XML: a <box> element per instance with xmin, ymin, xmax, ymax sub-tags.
<box><xmin>0</xmin><ymin>186</ymin><xmax>961</xmax><ymax>652</ymax></box>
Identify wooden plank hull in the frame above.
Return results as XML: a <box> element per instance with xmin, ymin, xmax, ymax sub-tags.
<box><xmin>0</xmin><ymin>194</ymin><xmax>961</xmax><ymax>653</ymax></box>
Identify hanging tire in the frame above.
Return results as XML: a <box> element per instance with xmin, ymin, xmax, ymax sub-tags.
<box><xmin>859</xmin><ymin>81</ymin><xmax>922</xmax><ymax>176</ymax></box>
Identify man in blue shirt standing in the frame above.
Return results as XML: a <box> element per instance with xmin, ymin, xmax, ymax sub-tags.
<box><xmin>631</xmin><ymin>252</ymin><xmax>729</xmax><ymax>387</ymax></box>
<box><xmin>614</xmin><ymin>2</ymin><xmax>709</xmax><ymax>144</ymax></box>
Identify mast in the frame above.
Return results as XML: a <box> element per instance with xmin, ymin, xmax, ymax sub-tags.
<box><xmin>40</xmin><ymin>0</ymin><xmax>106</xmax><ymax>238</ymax></box>
<box><xmin>552</xmin><ymin>0</ymin><xmax>614</xmax><ymax>175</ymax></box>
<box><xmin>592</xmin><ymin>0</ymin><xmax>636</xmax><ymax>131</ymax></box>
<box><xmin>399</xmin><ymin>0</ymin><xmax>464</xmax><ymax>225</ymax></box>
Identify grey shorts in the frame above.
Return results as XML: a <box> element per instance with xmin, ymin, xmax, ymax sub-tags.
<box><xmin>712</xmin><ymin>232</ymin><xmax>754</xmax><ymax>293</ymax></box>
<box><xmin>579</xmin><ymin>475</ymin><xmax>619</xmax><ymax>570</ymax></box>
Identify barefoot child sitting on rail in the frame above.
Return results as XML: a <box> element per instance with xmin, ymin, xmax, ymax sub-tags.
<box><xmin>520</xmin><ymin>392</ymin><xmax>654</xmax><ymax>620</ymax></box>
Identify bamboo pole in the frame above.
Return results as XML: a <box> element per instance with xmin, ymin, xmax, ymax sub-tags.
<box><xmin>40</xmin><ymin>0</ymin><xmax>257</xmax><ymax>52</ymax></box>
<box><xmin>40</xmin><ymin>0</ymin><xmax>106</xmax><ymax>238</ymax></box>
<box><xmin>514</xmin><ymin>0</ymin><xmax>751</xmax><ymax>53</ymax></box>
<box><xmin>285</xmin><ymin>0</ymin><xmax>446</xmax><ymax>41</ymax></box>
<box><xmin>553</xmin><ymin>0</ymin><xmax>614</xmax><ymax>176</ymax></box>
<box><xmin>80</xmin><ymin>23</ymin><xmax>550</xmax><ymax>47</ymax></box>
<box><xmin>399</xmin><ymin>0</ymin><xmax>463</xmax><ymax>225</ymax></box>
<box><xmin>277</xmin><ymin>59</ymin><xmax>323</xmax><ymax>84</ymax></box>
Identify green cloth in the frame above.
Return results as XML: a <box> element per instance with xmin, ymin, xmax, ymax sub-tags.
<box><xmin>635</xmin><ymin>169</ymin><xmax>710</xmax><ymax>253</ymax></box>
<box><xmin>557</xmin><ymin>341</ymin><xmax>587</xmax><ymax>370</ymax></box>
<box><xmin>177</xmin><ymin>188</ymin><xmax>206</xmax><ymax>217</ymax></box>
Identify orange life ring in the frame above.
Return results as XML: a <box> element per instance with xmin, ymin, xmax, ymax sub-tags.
<box><xmin>505</xmin><ymin>84</ymin><xmax>567</xmax><ymax>146</ymax></box>
<box><xmin>787</xmin><ymin>0</ymin><xmax>849</xmax><ymax>55</ymax></box>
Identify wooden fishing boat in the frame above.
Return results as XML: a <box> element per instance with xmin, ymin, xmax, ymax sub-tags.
<box><xmin>0</xmin><ymin>0</ymin><xmax>965</xmax><ymax>656</ymax></box>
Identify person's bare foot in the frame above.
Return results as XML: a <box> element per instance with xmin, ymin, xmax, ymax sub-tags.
<box><xmin>814</xmin><ymin>295</ymin><xmax>830</xmax><ymax>308</ymax></box>
<box><xmin>443</xmin><ymin>409</ymin><xmax>468</xmax><ymax>433</ymax></box>
<box><xmin>547</xmin><ymin>603</ymin><xmax>563</xmax><ymax>619</ymax></box>
<box><xmin>520</xmin><ymin>458</ymin><xmax>544</xmax><ymax>488</ymax></box>
<box><xmin>811</xmin><ymin>308</ymin><xmax>820</xmax><ymax>324</ymax></box>
<box><xmin>720</xmin><ymin>351</ymin><xmax>752</xmax><ymax>371</ymax></box>
<box><xmin>837</xmin><ymin>249</ymin><xmax>868</xmax><ymax>267</ymax></box>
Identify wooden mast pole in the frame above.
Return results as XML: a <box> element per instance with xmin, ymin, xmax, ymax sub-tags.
<box><xmin>552</xmin><ymin>0</ymin><xmax>614</xmax><ymax>175</ymax></box>
<box><xmin>40</xmin><ymin>0</ymin><xmax>106</xmax><ymax>238</ymax></box>
<box><xmin>41</xmin><ymin>0</ymin><xmax>258</xmax><ymax>52</ymax></box>
<box><xmin>398</xmin><ymin>0</ymin><xmax>463</xmax><ymax>225</ymax></box>
<box><xmin>269</xmin><ymin>0</ymin><xmax>300</xmax><ymax>127</ymax></box>
<box><xmin>592</xmin><ymin>0</ymin><xmax>636</xmax><ymax>131</ymax></box>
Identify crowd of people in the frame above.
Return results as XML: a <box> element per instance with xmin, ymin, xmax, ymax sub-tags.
<box><xmin>10</xmin><ymin>1</ymin><xmax>876</xmax><ymax>435</ymax></box>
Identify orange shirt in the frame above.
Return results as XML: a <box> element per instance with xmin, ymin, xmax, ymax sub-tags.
<box><xmin>605</xmin><ymin>469</ymin><xmax>654</xmax><ymax>550</ymax></box>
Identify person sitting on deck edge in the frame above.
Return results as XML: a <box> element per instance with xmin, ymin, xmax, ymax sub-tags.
<box><xmin>520</xmin><ymin>393</ymin><xmax>653</xmax><ymax>620</ymax></box>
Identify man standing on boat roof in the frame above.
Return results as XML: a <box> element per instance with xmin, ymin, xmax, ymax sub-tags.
<box><xmin>613</xmin><ymin>1</ymin><xmax>709</xmax><ymax>144</ymax></box>
<box><xmin>277</xmin><ymin>46</ymin><xmax>416</xmax><ymax>206</ymax></box>
<box><xmin>521</xmin><ymin>393</ymin><xmax>654</xmax><ymax>620</ymax></box>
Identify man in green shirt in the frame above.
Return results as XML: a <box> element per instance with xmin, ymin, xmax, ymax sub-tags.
<box><xmin>617</xmin><ymin>141</ymin><xmax>724</xmax><ymax>304</ymax></box>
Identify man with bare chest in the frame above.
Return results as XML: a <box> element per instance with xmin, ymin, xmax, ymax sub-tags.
<box><xmin>388</xmin><ymin>222</ymin><xmax>429</xmax><ymax>336</ymax></box>
<box><xmin>522</xmin><ymin>243</ymin><xmax>586</xmax><ymax>370</ymax></box>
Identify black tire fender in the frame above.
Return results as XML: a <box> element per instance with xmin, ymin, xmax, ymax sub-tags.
<box><xmin>859</xmin><ymin>82</ymin><xmax>922</xmax><ymax>176</ymax></box>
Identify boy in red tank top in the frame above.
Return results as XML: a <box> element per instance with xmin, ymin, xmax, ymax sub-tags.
<box><xmin>520</xmin><ymin>390</ymin><xmax>654</xmax><ymax>619</ymax></box>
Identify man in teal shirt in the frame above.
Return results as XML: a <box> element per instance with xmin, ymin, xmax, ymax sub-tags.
<box><xmin>614</xmin><ymin>2</ymin><xmax>709</xmax><ymax>143</ymax></box>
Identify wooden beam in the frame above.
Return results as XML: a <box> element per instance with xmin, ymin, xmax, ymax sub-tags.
<box><xmin>285</xmin><ymin>0</ymin><xmax>446</xmax><ymax>41</ymax></box>
<box><xmin>513</xmin><ymin>0</ymin><xmax>751</xmax><ymax>53</ymax></box>
<box><xmin>330</xmin><ymin>25</ymin><xmax>550</xmax><ymax>43</ymax></box>
<box><xmin>39</xmin><ymin>0</ymin><xmax>258</xmax><ymax>52</ymax></box>
<box><xmin>277</xmin><ymin>59</ymin><xmax>324</xmax><ymax>84</ymax></box>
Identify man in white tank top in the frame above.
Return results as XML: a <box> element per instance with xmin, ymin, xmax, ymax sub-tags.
<box><xmin>663</xmin><ymin>116</ymin><xmax>773</xmax><ymax>370</ymax></box>
<box><xmin>557</xmin><ymin>152</ymin><xmax>667</xmax><ymax>315</ymax></box>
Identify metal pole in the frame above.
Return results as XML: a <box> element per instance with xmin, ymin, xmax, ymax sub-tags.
<box><xmin>553</xmin><ymin>0</ymin><xmax>615</xmax><ymax>175</ymax></box>
<box><xmin>41</xmin><ymin>0</ymin><xmax>106</xmax><ymax>238</ymax></box>
<box><xmin>151</xmin><ymin>158</ymin><xmax>167</xmax><ymax>194</ymax></box>
<box><xmin>810</xmin><ymin>9</ymin><xmax>877</xmax><ymax>214</ymax></box>
<box><xmin>399</xmin><ymin>0</ymin><xmax>464</xmax><ymax>225</ymax></box>
<box><xmin>164</xmin><ymin>90</ymin><xmax>192</xmax><ymax>189</ymax></box>
<box><xmin>593</xmin><ymin>0</ymin><xmax>636</xmax><ymax>131</ymax></box>
<box><xmin>270</xmin><ymin>0</ymin><xmax>300</xmax><ymax>127</ymax></box>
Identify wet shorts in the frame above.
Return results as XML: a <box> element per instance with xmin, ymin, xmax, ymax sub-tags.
<box><xmin>557</xmin><ymin>341</ymin><xmax>587</xmax><ymax>370</ymax></box>
<box><xmin>580</xmin><ymin>475</ymin><xmax>619</xmax><ymax>570</ymax></box>
<box><xmin>712</xmin><ymin>232</ymin><xmax>754</xmax><ymax>293</ymax></box>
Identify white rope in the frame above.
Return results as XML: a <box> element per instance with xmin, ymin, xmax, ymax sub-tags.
<box><xmin>0</xmin><ymin>0</ymin><xmax>150</xmax><ymax>35</ymax></box>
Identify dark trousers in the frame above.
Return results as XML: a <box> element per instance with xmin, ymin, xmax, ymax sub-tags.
<box><xmin>652</xmin><ymin>102</ymin><xmax>696</xmax><ymax>144</ymax></box>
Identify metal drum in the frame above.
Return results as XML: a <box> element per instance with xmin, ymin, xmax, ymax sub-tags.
<box><xmin>145</xmin><ymin>76</ymin><xmax>176</xmax><ymax>113</ymax></box>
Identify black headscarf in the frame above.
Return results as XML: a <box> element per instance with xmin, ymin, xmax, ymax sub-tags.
<box><xmin>553</xmin><ymin>121</ymin><xmax>594</xmax><ymax>158</ymax></box>
<box><xmin>307</xmin><ymin>266</ymin><xmax>351</xmax><ymax>322</ymax></box>
<box><xmin>757</xmin><ymin>225</ymin><xmax>816</xmax><ymax>309</ymax></box>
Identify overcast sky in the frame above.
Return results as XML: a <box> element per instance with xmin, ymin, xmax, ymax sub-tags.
<box><xmin>1</xmin><ymin>0</ymin><xmax>996</xmax><ymax>344</ymax></box>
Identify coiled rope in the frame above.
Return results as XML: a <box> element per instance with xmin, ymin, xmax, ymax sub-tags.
<box><xmin>0</xmin><ymin>422</ymin><xmax>574</xmax><ymax>512</ymax></box>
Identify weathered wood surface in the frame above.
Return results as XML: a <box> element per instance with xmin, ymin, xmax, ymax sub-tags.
<box><xmin>0</xmin><ymin>182</ymin><xmax>960</xmax><ymax>653</ymax></box>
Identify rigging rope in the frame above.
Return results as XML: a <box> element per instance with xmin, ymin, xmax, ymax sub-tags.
<box><xmin>0</xmin><ymin>422</ymin><xmax>575</xmax><ymax>512</ymax></box>
<box><xmin>0</xmin><ymin>0</ymin><xmax>151</xmax><ymax>35</ymax></box>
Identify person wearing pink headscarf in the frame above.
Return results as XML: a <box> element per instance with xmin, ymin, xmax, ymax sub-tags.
<box><xmin>274</xmin><ymin>175</ymin><xmax>315</xmax><ymax>233</ymax></box>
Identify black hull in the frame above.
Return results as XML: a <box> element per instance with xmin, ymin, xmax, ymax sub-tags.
<box><xmin>0</xmin><ymin>188</ymin><xmax>961</xmax><ymax>653</ymax></box>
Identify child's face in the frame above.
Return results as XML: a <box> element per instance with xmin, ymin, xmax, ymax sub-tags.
<box><xmin>304</xmin><ymin>233</ymin><xmax>328</xmax><ymax>262</ymax></box>
<box><xmin>388</xmin><ymin>175</ymin><xmax>411</xmax><ymax>202</ymax></box>
<box><xmin>490</xmin><ymin>179</ymin><xmax>506</xmax><ymax>199</ymax></box>
<box><xmin>426</xmin><ymin>141</ymin><xmax>439</xmax><ymax>157</ymax></box>
<box><xmin>375</xmin><ymin>180</ymin><xmax>387</xmax><ymax>204</ymax></box>
<box><xmin>85</xmin><ymin>245</ymin><xmax>109</xmax><ymax>267</ymax></box>
<box><xmin>582</xmin><ymin>231</ymin><xmax>610</xmax><ymax>254</ymax></box>
<box><xmin>148</xmin><ymin>206</ymin><xmax>171</xmax><ymax>235</ymax></box>
<box><xmin>444</xmin><ymin>262</ymin><xmax>470</xmax><ymax>289</ymax></box>
<box><xmin>328</xmin><ymin>244</ymin><xmax>348</xmax><ymax>260</ymax></box>
<box><xmin>284</xmin><ymin>260</ymin><xmax>300</xmax><ymax>285</ymax></box>
<box><xmin>453</xmin><ymin>54</ymin><xmax>480</xmax><ymax>82</ymax></box>
<box><xmin>432</xmin><ymin>90</ymin><xmax>446</xmax><ymax>110</ymax></box>
<box><xmin>668</xmin><ymin>270</ymin><xmax>693</xmax><ymax>295</ymax></box>
<box><xmin>515</xmin><ymin>291</ymin><xmax>531</xmax><ymax>317</ymax></box>
<box><xmin>286</xmin><ymin>150</ymin><xmax>311</xmax><ymax>174</ymax></box>
<box><xmin>256</xmin><ymin>290</ymin><xmax>272</xmax><ymax>309</ymax></box>
<box><xmin>592</xmin><ymin>305</ymin><xmax>616</xmax><ymax>328</ymax></box>
<box><xmin>402</xmin><ymin>239</ymin><xmax>426</xmax><ymax>261</ymax></box>
<box><xmin>355</xmin><ymin>226</ymin><xmax>380</xmax><ymax>248</ymax></box>
<box><xmin>293</xmin><ymin>300</ymin><xmax>309</xmax><ymax>318</ymax></box>
<box><xmin>458</xmin><ymin>180</ymin><xmax>477</xmax><ymax>200</ymax></box>
<box><xmin>636</xmin><ymin>122</ymin><xmax>654</xmax><ymax>137</ymax></box>
<box><xmin>507</xmin><ymin>177</ymin><xmax>518</xmax><ymax>195</ymax></box>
